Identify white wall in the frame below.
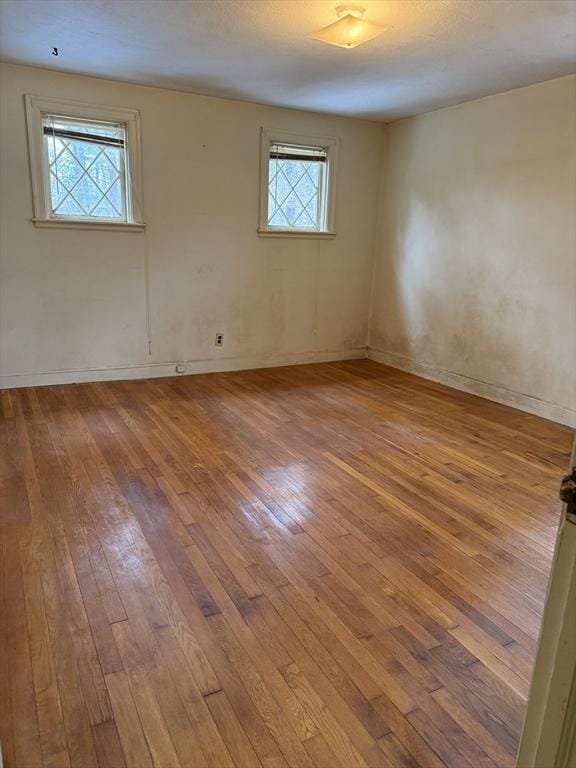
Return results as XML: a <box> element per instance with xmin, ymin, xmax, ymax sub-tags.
<box><xmin>369</xmin><ymin>75</ymin><xmax>576</xmax><ymax>426</ymax></box>
<box><xmin>0</xmin><ymin>63</ymin><xmax>384</xmax><ymax>387</ymax></box>
<box><xmin>1</xmin><ymin>64</ymin><xmax>574</xmax><ymax>427</ymax></box>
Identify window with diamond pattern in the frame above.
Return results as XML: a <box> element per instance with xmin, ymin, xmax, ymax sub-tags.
<box><xmin>267</xmin><ymin>143</ymin><xmax>327</xmax><ymax>230</ymax></box>
<box><xmin>43</xmin><ymin>116</ymin><xmax>127</xmax><ymax>221</ymax></box>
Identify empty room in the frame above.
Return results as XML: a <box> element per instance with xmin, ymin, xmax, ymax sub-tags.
<box><xmin>1</xmin><ymin>1</ymin><xmax>575</xmax><ymax>767</ymax></box>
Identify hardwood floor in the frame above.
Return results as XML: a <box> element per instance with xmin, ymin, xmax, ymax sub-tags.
<box><xmin>0</xmin><ymin>359</ymin><xmax>572</xmax><ymax>768</ymax></box>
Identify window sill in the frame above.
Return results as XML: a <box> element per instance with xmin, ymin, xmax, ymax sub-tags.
<box><xmin>32</xmin><ymin>218</ymin><xmax>146</xmax><ymax>232</ymax></box>
<box><xmin>258</xmin><ymin>228</ymin><xmax>336</xmax><ymax>240</ymax></box>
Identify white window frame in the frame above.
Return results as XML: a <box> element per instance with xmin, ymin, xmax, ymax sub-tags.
<box><xmin>24</xmin><ymin>95</ymin><xmax>145</xmax><ymax>231</ymax></box>
<box><xmin>258</xmin><ymin>128</ymin><xmax>339</xmax><ymax>239</ymax></box>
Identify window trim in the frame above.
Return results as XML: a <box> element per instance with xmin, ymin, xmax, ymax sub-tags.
<box><xmin>258</xmin><ymin>128</ymin><xmax>339</xmax><ymax>239</ymax></box>
<box><xmin>24</xmin><ymin>95</ymin><xmax>145</xmax><ymax>231</ymax></box>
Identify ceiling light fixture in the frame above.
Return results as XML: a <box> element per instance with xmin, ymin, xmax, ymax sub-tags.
<box><xmin>310</xmin><ymin>5</ymin><xmax>385</xmax><ymax>49</ymax></box>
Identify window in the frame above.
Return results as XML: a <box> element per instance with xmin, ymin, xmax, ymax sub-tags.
<box><xmin>25</xmin><ymin>96</ymin><xmax>144</xmax><ymax>230</ymax></box>
<box><xmin>44</xmin><ymin>117</ymin><xmax>127</xmax><ymax>220</ymax></box>
<box><xmin>259</xmin><ymin>129</ymin><xmax>338</xmax><ymax>238</ymax></box>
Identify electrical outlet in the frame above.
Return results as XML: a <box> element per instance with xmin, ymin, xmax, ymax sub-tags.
<box><xmin>175</xmin><ymin>363</ymin><xmax>186</xmax><ymax>373</ymax></box>
<box><xmin>215</xmin><ymin>333</ymin><xmax>224</xmax><ymax>346</ymax></box>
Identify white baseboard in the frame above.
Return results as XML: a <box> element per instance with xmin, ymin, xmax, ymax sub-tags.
<box><xmin>0</xmin><ymin>347</ymin><xmax>367</xmax><ymax>390</ymax></box>
<box><xmin>368</xmin><ymin>347</ymin><xmax>576</xmax><ymax>428</ymax></box>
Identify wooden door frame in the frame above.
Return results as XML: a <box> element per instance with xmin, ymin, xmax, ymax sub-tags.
<box><xmin>517</xmin><ymin>439</ymin><xmax>576</xmax><ymax>767</ymax></box>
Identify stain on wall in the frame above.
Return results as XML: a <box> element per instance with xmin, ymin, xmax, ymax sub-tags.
<box><xmin>0</xmin><ymin>63</ymin><xmax>384</xmax><ymax>384</ymax></box>
<box><xmin>370</xmin><ymin>75</ymin><xmax>576</xmax><ymax>419</ymax></box>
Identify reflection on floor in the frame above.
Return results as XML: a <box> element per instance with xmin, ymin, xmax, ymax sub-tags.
<box><xmin>1</xmin><ymin>360</ymin><xmax>571</xmax><ymax>768</ymax></box>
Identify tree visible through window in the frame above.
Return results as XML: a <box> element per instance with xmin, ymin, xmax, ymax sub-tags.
<box><xmin>43</xmin><ymin>117</ymin><xmax>127</xmax><ymax>220</ymax></box>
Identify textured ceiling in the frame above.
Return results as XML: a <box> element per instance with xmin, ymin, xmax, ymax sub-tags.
<box><xmin>1</xmin><ymin>0</ymin><xmax>575</xmax><ymax>121</ymax></box>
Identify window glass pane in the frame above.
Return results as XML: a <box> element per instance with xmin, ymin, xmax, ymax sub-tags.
<box><xmin>43</xmin><ymin>117</ymin><xmax>126</xmax><ymax>220</ymax></box>
<box><xmin>55</xmin><ymin>195</ymin><xmax>84</xmax><ymax>217</ymax></box>
<box><xmin>69</xmin><ymin>140</ymin><xmax>101</xmax><ymax>169</ymax></box>
<box><xmin>106</xmin><ymin>178</ymin><xmax>123</xmax><ymax>213</ymax></box>
<box><xmin>268</xmin><ymin>150</ymin><xmax>323</xmax><ymax>230</ymax></box>
<box><xmin>49</xmin><ymin>172</ymin><xmax>68</xmax><ymax>209</ymax></box>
